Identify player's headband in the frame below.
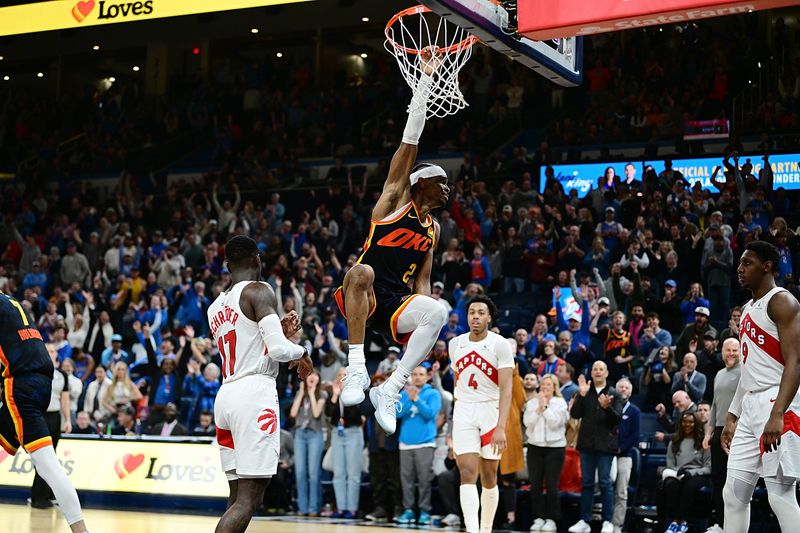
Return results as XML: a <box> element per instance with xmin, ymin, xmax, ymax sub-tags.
<box><xmin>409</xmin><ymin>164</ymin><xmax>446</xmax><ymax>187</ymax></box>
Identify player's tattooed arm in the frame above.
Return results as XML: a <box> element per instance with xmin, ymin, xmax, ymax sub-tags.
<box><xmin>762</xmin><ymin>291</ymin><xmax>800</xmax><ymax>452</ymax></box>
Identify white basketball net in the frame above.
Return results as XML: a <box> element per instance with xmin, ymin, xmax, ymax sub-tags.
<box><xmin>384</xmin><ymin>6</ymin><xmax>477</xmax><ymax>119</ymax></box>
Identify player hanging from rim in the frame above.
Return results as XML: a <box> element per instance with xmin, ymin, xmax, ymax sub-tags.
<box><xmin>720</xmin><ymin>240</ymin><xmax>800</xmax><ymax>533</ymax></box>
<box><xmin>334</xmin><ymin>48</ymin><xmax>450</xmax><ymax>434</ymax></box>
<box><xmin>448</xmin><ymin>295</ymin><xmax>513</xmax><ymax>533</ymax></box>
<box><xmin>208</xmin><ymin>235</ymin><xmax>313</xmax><ymax>533</ymax></box>
<box><xmin>0</xmin><ymin>290</ymin><xmax>90</xmax><ymax>533</ymax></box>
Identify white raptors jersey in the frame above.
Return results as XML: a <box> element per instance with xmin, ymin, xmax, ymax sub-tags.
<box><xmin>207</xmin><ymin>280</ymin><xmax>278</xmax><ymax>384</ymax></box>
<box><xmin>739</xmin><ymin>286</ymin><xmax>791</xmax><ymax>393</ymax></box>
<box><xmin>450</xmin><ymin>330</ymin><xmax>514</xmax><ymax>403</ymax></box>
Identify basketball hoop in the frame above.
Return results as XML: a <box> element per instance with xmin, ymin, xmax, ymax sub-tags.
<box><xmin>385</xmin><ymin>5</ymin><xmax>478</xmax><ymax>119</ymax></box>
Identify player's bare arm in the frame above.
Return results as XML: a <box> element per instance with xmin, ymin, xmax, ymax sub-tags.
<box><xmin>492</xmin><ymin>366</ymin><xmax>513</xmax><ymax>454</ymax></box>
<box><xmin>372</xmin><ymin>49</ymin><xmax>439</xmax><ymax>220</ymax></box>
<box><xmin>762</xmin><ymin>291</ymin><xmax>800</xmax><ymax>452</ymax></box>
<box><xmin>241</xmin><ymin>282</ymin><xmax>312</xmax><ymax>379</ymax></box>
<box><xmin>412</xmin><ymin>221</ymin><xmax>439</xmax><ymax>297</ymax></box>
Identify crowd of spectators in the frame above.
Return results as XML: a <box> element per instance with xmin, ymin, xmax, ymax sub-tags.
<box><xmin>3</xmin><ymin>12</ymin><xmax>799</xmax><ymax>184</ymax></box>
<box><xmin>0</xmin><ymin>130</ymin><xmax>789</xmax><ymax>529</ymax></box>
<box><xmin>0</xmin><ymin>10</ymin><xmax>797</xmax><ymax>530</ymax></box>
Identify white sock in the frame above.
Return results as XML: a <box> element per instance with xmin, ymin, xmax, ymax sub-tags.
<box><xmin>30</xmin><ymin>446</ymin><xmax>84</xmax><ymax>525</ymax></box>
<box><xmin>480</xmin><ymin>485</ymin><xmax>499</xmax><ymax>533</ymax></box>
<box><xmin>347</xmin><ymin>344</ymin><xmax>365</xmax><ymax>367</ymax></box>
<box><xmin>460</xmin><ymin>484</ymin><xmax>480</xmax><ymax>533</ymax></box>
<box><xmin>386</xmin><ymin>364</ymin><xmax>411</xmax><ymax>395</ymax></box>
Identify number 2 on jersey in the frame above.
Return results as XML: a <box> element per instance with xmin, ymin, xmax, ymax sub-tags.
<box><xmin>218</xmin><ymin>331</ymin><xmax>237</xmax><ymax>378</ymax></box>
<box><xmin>468</xmin><ymin>373</ymin><xmax>478</xmax><ymax>390</ymax></box>
<box><xmin>402</xmin><ymin>263</ymin><xmax>417</xmax><ymax>284</ymax></box>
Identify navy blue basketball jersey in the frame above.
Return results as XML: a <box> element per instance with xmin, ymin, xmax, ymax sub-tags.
<box><xmin>358</xmin><ymin>201</ymin><xmax>437</xmax><ymax>293</ymax></box>
<box><xmin>0</xmin><ymin>292</ymin><xmax>53</xmax><ymax>378</ymax></box>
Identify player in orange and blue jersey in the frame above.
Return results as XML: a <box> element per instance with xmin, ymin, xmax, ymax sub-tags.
<box><xmin>334</xmin><ymin>49</ymin><xmax>450</xmax><ymax>435</ymax></box>
<box><xmin>0</xmin><ymin>291</ymin><xmax>89</xmax><ymax>533</ymax></box>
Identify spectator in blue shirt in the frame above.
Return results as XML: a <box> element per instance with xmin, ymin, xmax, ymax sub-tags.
<box><xmin>176</xmin><ymin>281</ymin><xmax>210</xmax><ymax>335</ymax></box>
<box><xmin>439</xmin><ymin>312</ymin><xmax>467</xmax><ymax>343</ymax></box>
<box><xmin>554</xmin><ymin>288</ymin><xmax>591</xmax><ymax>352</ymax></box>
<box><xmin>51</xmin><ymin>325</ymin><xmax>73</xmax><ymax>364</ymax></box>
<box><xmin>679</xmin><ymin>283</ymin><xmax>710</xmax><ymax>326</ymax></box>
<box><xmin>182</xmin><ymin>360</ymin><xmax>221</xmax><ymax>425</ymax></box>
<box><xmin>396</xmin><ymin>365</ymin><xmax>442</xmax><ymax>526</ymax></box>
<box><xmin>137</xmin><ymin>322</ymin><xmax>186</xmax><ymax>425</ymax></box>
<box><xmin>101</xmin><ymin>334</ymin><xmax>129</xmax><ymax>369</ymax></box>
<box><xmin>525</xmin><ymin>314</ymin><xmax>556</xmax><ymax>355</ymax></box>
<box><xmin>557</xmin><ymin>363</ymin><xmax>578</xmax><ymax>402</ymax></box>
<box><xmin>638</xmin><ymin>312</ymin><xmax>673</xmax><ymax>361</ymax></box>
<box><xmin>22</xmin><ymin>261</ymin><xmax>47</xmax><ymax>291</ymax></box>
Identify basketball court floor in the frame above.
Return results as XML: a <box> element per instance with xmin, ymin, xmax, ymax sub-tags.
<box><xmin>2</xmin><ymin>503</ymin><xmax>446</xmax><ymax>533</ymax></box>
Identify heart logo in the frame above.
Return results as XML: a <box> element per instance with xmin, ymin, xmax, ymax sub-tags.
<box><xmin>0</xmin><ymin>449</ymin><xmax>9</xmax><ymax>464</ymax></box>
<box><xmin>114</xmin><ymin>453</ymin><xmax>145</xmax><ymax>479</ymax></box>
<box><xmin>71</xmin><ymin>0</ymin><xmax>95</xmax><ymax>23</ymax></box>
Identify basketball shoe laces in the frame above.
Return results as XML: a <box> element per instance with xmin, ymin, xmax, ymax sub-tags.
<box><xmin>341</xmin><ymin>367</ymin><xmax>370</xmax><ymax>391</ymax></box>
<box><xmin>380</xmin><ymin>388</ymin><xmax>402</xmax><ymax>416</ymax></box>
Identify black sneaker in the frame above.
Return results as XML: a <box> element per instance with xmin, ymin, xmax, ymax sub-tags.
<box><xmin>30</xmin><ymin>499</ymin><xmax>54</xmax><ymax>509</ymax></box>
<box><xmin>366</xmin><ymin>506</ymin><xmax>388</xmax><ymax>521</ymax></box>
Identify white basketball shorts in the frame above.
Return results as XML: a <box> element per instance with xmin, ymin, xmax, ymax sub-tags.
<box><xmin>214</xmin><ymin>374</ymin><xmax>280</xmax><ymax>478</ymax></box>
<box><xmin>728</xmin><ymin>387</ymin><xmax>800</xmax><ymax>479</ymax></box>
<box><xmin>452</xmin><ymin>400</ymin><xmax>500</xmax><ymax>460</ymax></box>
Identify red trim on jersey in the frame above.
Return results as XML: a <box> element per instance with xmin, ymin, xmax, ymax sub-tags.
<box><xmin>480</xmin><ymin>428</ymin><xmax>496</xmax><ymax>448</ymax></box>
<box><xmin>741</xmin><ymin>313</ymin><xmax>785</xmax><ymax>366</ymax></box>
<box><xmin>760</xmin><ymin>410</ymin><xmax>800</xmax><ymax>455</ymax></box>
<box><xmin>454</xmin><ymin>351</ymin><xmax>499</xmax><ymax>385</ymax></box>
<box><xmin>216</xmin><ymin>427</ymin><xmax>234</xmax><ymax>449</ymax></box>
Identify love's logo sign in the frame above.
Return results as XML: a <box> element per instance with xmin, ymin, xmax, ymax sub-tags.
<box><xmin>114</xmin><ymin>453</ymin><xmax>145</xmax><ymax>479</ymax></box>
<box><xmin>71</xmin><ymin>0</ymin><xmax>95</xmax><ymax>22</ymax></box>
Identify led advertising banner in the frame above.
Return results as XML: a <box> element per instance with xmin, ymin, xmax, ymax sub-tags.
<box><xmin>540</xmin><ymin>153</ymin><xmax>800</xmax><ymax>198</ymax></box>
<box><xmin>0</xmin><ymin>437</ymin><xmax>228</xmax><ymax>497</ymax></box>
<box><xmin>0</xmin><ymin>0</ymin><xmax>312</xmax><ymax>37</ymax></box>
<box><xmin>518</xmin><ymin>0</ymin><xmax>798</xmax><ymax>40</ymax></box>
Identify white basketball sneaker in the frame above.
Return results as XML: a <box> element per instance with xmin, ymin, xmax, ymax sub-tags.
<box><xmin>568</xmin><ymin>520</ymin><xmax>591</xmax><ymax>533</ymax></box>
<box><xmin>370</xmin><ymin>383</ymin><xmax>401</xmax><ymax>434</ymax></box>
<box><xmin>340</xmin><ymin>365</ymin><xmax>370</xmax><ymax>406</ymax></box>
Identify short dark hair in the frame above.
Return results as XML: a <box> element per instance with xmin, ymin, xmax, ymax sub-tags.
<box><xmin>467</xmin><ymin>294</ymin><xmax>497</xmax><ymax>322</ymax></box>
<box><xmin>225</xmin><ymin>235</ymin><xmax>259</xmax><ymax>267</ymax></box>
<box><xmin>199</xmin><ymin>410</ymin><xmax>213</xmax><ymax>418</ymax></box>
<box><xmin>745</xmin><ymin>240</ymin><xmax>780</xmax><ymax>273</ymax></box>
<box><xmin>646</xmin><ymin>312</ymin><xmax>659</xmax><ymax>320</ymax></box>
